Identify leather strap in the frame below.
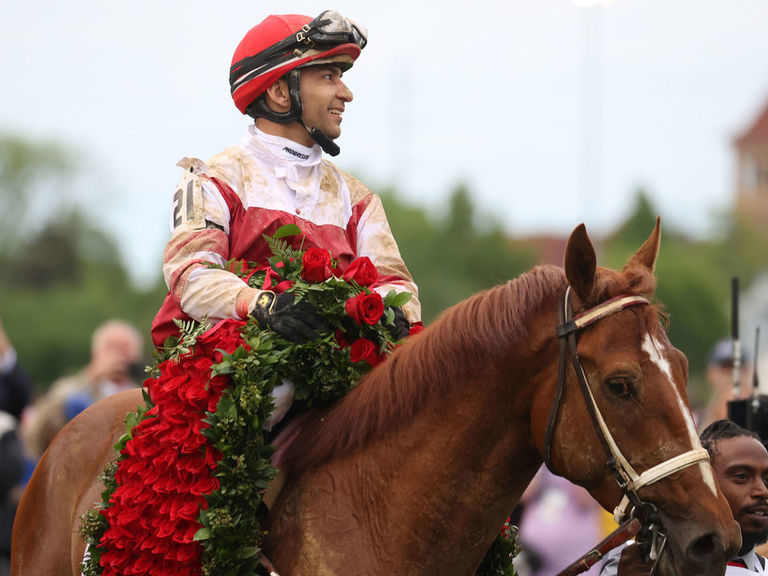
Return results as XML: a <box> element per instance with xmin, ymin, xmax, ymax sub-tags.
<box><xmin>556</xmin><ymin>518</ymin><xmax>642</xmax><ymax>576</ymax></box>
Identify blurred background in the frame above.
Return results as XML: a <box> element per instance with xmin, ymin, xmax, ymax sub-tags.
<box><xmin>3</xmin><ymin>0</ymin><xmax>768</xmax><ymax>412</ymax></box>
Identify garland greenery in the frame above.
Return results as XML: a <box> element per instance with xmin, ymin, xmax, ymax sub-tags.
<box><xmin>478</xmin><ymin>519</ymin><xmax>521</xmax><ymax>576</ymax></box>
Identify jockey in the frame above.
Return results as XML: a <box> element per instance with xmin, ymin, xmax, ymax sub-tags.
<box><xmin>151</xmin><ymin>10</ymin><xmax>421</xmax><ymax>429</ymax></box>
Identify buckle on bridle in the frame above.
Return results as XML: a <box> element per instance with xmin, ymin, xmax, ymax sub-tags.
<box><xmin>631</xmin><ymin>503</ymin><xmax>667</xmax><ymax>575</ymax></box>
<box><xmin>556</xmin><ymin>320</ymin><xmax>578</xmax><ymax>338</ymax></box>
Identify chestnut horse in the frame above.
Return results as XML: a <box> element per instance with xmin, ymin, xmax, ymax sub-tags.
<box><xmin>12</xmin><ymin>221</ymin><xmax>740</xmax><ymax>576</ymax></box>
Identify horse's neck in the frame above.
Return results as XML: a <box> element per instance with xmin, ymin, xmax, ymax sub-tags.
<box><xmin>384</xmin><ymin>374</ymin><xmax>542</xmax><ymax>510</ymax></box>
<box><xmin>358</xmin><ymin>285</ymin><xmax>557</xmax><ymax>537</ymax></box>
<box><xmin>269</xmin><ymin>283</ymin><xmax>560</xmax><ymax>574</ymax></box>
<box><xmin>272</xmin><ymin>371</ymin><xmax>544</xmax><ymax>575</ymax></box>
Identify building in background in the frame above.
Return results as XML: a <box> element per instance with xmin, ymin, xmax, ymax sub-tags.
<box><xmin>734</xmin><ymin>99</ymin><xmax>768</xmax><ymax>230</ymax></box>
<box><xmin>734</xmin><ymin>97</ymin><xmax>768</xmax><ymax>398</ymax></box>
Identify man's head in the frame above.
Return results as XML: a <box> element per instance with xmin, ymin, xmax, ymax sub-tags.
<box><xmin>90</xmin><ymin>320</ymin><xmax>144</xmax><ymax>384</ymax></box>
<box><xmin>229</xmin><ymin>10</ymin><xmax>366</xmax><ymax>155</ymax></box>
<box><xmin>707</xmin><ymin>339</ymin><xmax>752</xmax><ymax>396</ymax></box>
<box><xmin>701</xmin><ymin>419</ymin><xmax>768</xmax><ymax>554</ymax></box>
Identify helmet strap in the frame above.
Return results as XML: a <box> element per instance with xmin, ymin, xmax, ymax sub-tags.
<box><xmin>305</xmin><ymin>126</ymin><xmax>340</xmax><ymax>156</ymax></box>
<box><xmin>245</xmin><ymin>70</ymin><xmax>303</xmax><ymax>125</ymax></box>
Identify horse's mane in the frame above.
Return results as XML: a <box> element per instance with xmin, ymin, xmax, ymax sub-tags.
<box><xmin>277</xmin><ymin>260</ymin><xmax>658</xmax><ymax>474</ymax></box>
<box><xmin>276</xmin><ymin>265</ymin><xmax>565</xmax><ymax>473</ymax></box>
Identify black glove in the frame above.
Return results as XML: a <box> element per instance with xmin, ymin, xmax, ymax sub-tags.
<box><xmin>251</xmin><ymin>291</ymin><xmax>329</xmax><ymax>343</ymax></box>
<box><xmin>387</xmin><ymin>307</ymin><xmax>410</xmax><ymax>341</ymax></box>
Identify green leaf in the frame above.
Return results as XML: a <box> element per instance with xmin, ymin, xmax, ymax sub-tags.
<box><xmin>194</xmin><ymin>527</ymin><xmax>212</xmax><ymax>541</ymax></box>
<box><xmin>239</xmin><ymin>546</ymin><xmax>262</xmax><ymax>559</ymax></box>
<box><xmin>383</xmin><ymin>290</ymin><xmax>412</xmax><ymax>308</ymax></box>
<box><xmin>273</xmin><ymin>224</ymin><xmax>301</xmax><ymax>239</ymax></box>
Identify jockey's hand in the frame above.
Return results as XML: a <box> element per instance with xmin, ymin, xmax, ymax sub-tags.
<box><xmin>617</xmin><ymin>543</ymin><xmax>652</xmax><ymax>576</ymax></box>
<box><xmin>251</xmin><ymin>291</ymin><xmax>329</xmax><ymax>343</ymax></box>
<box><xmin>387</xmin><ymin>307</ymin><xmax>410</xmax><ymax>341</ymax></box>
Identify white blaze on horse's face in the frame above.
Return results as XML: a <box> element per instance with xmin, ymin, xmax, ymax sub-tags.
<box><xmin>641</xmin><ymin>333</ymin><xmax>718</xmax><ymax>496</ymax></box>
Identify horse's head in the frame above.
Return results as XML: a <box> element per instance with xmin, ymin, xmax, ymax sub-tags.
<box><xmin>533</xmin><ymin>218</ymin><xmax>740</xmax><ymax>576</ymax></box>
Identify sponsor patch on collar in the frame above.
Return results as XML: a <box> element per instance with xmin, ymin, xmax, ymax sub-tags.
<box><xmin>282</xmin><ymin>146</ymin><xmax>310</xmax><ymax>160</ymax></box>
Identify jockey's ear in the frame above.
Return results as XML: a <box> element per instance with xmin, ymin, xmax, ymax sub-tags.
<box><xmin>625</xmin><ymin>216</ymin><xmax>661</xmax><ymax>273</ymax></box>
<box><xmin>564</xmin><ymin>223</ymin><xmax>597</xmax><ymax>304</ymax></box>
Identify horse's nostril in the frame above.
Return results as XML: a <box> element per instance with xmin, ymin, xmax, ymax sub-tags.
<box><xmin>689</xmin><ymin>532</ymin><xmax>719</xmax><ymax>559</ymax></box>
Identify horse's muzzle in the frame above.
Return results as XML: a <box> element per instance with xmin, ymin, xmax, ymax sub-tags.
<box><xmin>656</xmin><ymin>516</ymin><xmax>741</xmax><ymax>576</ymax></box>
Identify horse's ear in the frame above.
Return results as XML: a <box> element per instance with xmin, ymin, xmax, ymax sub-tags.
<box><xmin>626</xmin><ymin>216</ymin><xmax>661</xmax><ymax>272</ymax></box>
<box><xmin>564</xmin><ymin>223</ymin><xmax>597</xmax><ymax>303</ymax></box>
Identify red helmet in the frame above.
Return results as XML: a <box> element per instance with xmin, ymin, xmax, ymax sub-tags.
<box><xmin>230</xmin><ymin>11</ymin><xmax>366</xmax><ymax>115</ymax></box>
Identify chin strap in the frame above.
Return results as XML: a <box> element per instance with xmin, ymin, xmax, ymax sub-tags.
<box><xmin>305</xmin><ymin>125</ymin><xmax>340</xmax><ymax>156</ymax></box>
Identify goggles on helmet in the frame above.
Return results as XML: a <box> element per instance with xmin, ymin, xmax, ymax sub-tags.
<box><xmin>230</xmin><ymin>10</ymin><xmax>367</xmax><ymax>96</ymax></box>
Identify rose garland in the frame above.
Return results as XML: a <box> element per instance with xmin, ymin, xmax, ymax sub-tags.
<box><xmin>79</xmin><ymin>224</ymin><xmax>517</xmax><ymax>576</ymax></box>
<box><xmin>479</xmin><ymin>518</ymin><xmax>521</xmax><ymax>576</ymax></box>
<box><xmin>79</xmin><ymin>225</ymin><xmax>417</xmax><ymax>576</ymax></box>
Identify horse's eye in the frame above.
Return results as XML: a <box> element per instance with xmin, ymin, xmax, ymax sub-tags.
<box><xmin>606</xmin><ymin>377</ymin><xmax>634</xmax><ymax>398</ymax></box>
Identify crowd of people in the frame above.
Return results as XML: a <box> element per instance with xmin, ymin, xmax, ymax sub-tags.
<box><xmin>0</xmin><ymin>314</ymin><xmax>32</xmax><ymax>576</ymax></box>
<box><xmin>0</xmin><ymin>314</ymin><xmax>145</xmax><ymax>576</ymax></box>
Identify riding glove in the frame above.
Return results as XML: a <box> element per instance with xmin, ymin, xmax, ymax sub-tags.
<box><xmin>387</xmin><ymin>307</ymin><xmax>410</xmax><ymax>341</ymax></box>
<box><xmin>251</xmin><ymin>291</ymin><xmax>329</xmax><ymax>343</ymax></box>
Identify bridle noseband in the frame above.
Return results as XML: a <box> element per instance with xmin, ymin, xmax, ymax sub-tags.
<box><xmin>544</xmin><ymin>287</ymin><xmax>709</xmax><ymax>569</ymax></box>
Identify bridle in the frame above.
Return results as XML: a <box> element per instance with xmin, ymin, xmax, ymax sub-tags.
<box><xmin>544</xmin><ymin>286</ymin><xmax>710</xmax><ymax>569</ymax></box>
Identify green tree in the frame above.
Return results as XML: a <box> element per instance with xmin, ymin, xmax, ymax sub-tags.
<box><xmin>0</xmin><ymin>134</ymin><xmax>165</xmax><ymax>389</ymax></box>
<box><xmin>0</xmin><ymin>134</ymin><xmax>74</xmax><ymax>256</ymax></box>
<box><xmin>600</xmin><ymin>188</ymin><xmax>763</xmax><ymax>404</ymax></box>
<box><xmin>380</xmin><ymin>183</ymin><xmax>536</xmax><ymax>323</ymax></box>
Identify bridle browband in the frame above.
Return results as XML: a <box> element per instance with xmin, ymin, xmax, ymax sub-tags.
<box><xmin>544</xmin><ymin>286</ymin><xmax>709</xmax><ymax>568</ymax></box>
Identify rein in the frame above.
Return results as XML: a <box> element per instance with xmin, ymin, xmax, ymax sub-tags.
<box><xmin>544</xmin><ymin>286</ymin><xmax>710</xmax><ymax>573</ymax></box>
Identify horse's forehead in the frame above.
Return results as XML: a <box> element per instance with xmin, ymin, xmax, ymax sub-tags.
<box><xmin>641</xmin><ymin>331</ymin><xmax>674</xmax><ymax>380</ymax></box>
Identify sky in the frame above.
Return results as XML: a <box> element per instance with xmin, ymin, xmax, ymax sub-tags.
<box><xmin>2</xmin><ymin>0</ymin><xmax>768</xmax><ymax>287</ymax></box>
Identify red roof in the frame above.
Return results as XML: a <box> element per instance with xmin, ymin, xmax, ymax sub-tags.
<box><xmin>736</xmin><ymin>99</ymin><xmax>768</xmax><ymax>147</ymax></box>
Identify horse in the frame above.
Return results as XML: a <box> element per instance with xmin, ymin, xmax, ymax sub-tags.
<box><xmin>12</xmin><ymin>219</ymin><xmax>741</xmax><ymax>576</ymax></box>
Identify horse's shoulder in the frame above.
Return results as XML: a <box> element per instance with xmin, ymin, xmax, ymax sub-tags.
<box><xmin>50</xmin><ymin>388</ymin><xmax>144</xmax><ymax>457</ymax></box>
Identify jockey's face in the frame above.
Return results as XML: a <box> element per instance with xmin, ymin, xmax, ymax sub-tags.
<box><xmin>299</xmin><ymin>64</ymin><xmax>353</xmax><ymax>142</ymax></box>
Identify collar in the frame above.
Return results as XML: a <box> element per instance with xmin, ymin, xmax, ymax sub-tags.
<box><xmin>730</xmin><ymin>547</ymin><xmax>765</xmax><ymax>571</ymax></box>
<box><xmin>245</xmin><ymin>125</ymin><xmax>322</xmax><ymax>167</ymax></box>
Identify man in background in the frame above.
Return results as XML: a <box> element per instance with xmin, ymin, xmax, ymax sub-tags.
<box><xmin>21</xmin><ymin>319</ymin><xmax>144</xmax><ymax>460</ymax></box>
<box><xmin>0</xmin><ymin>313</ymin><xmax>33</xmax><ymax>576</ymax></box>
<box><xmin>699</xmin><ymin>339</ymin><xmax>753</xmax><ymax>430</ymax></box>
<box><xmin>600</xmin><ymin>419</ymin><xmax>768</xmax><ymax>575</ymax></box>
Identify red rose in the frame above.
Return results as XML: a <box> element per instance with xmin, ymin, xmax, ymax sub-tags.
<box><xmin>349</xmin><ymin>337</ymin><xmax>384</xmax><ymax>366</ymax></box>
<box><xmin>345</xmin><ymin>292</ymin><xmax>384</xmax><ymax>325</ymax></box>
<box><xmin>343</xmin><ymin>256</ymin><xmax>378</xmax><ymax>286</ymax></box>
<box><xmin>335</xmin><ymin>328</ymin><xmax>353</xmax><ymax>349</ymax></box>
<box><xmin>409</xmin><ymin>323</ymin><xmax>425</xmax><ymax>337</ymax></box>
<box><xmin>302</xmin><ymin>247</ymin><xmax>332</xmax><ymax>282</ymax></box>
<box><xmin>195</xmin><ymin>319</ymin><xmax>246</xmax><ymax>360</ymax></box>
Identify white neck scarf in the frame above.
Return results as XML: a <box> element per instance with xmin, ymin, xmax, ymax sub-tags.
<box><xmin>249</xmin><ymin>125</ymin><xmax>322</xmax><ymax>167</ymax></box>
